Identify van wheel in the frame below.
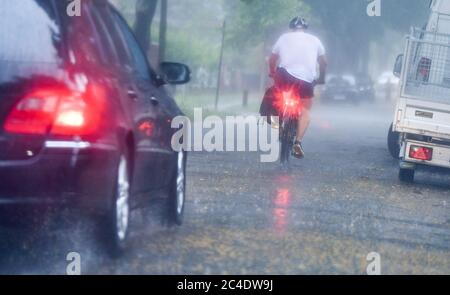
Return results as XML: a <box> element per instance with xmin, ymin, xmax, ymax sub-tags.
<box><xmin>102</xmin><ymin>154</ymin><xmax>131</xmax><ymax>258</ymax></box>
<box><xmin>168</xmin><ymin>151</ymin><xmax>186</xmax><ymax>226</ymax></box>
<box><xmin>399</xmin><ymin>168</ymin><xmax>415</xmax><ymax>183</ymax></box>
<box><xmin>388</xmin><ymin>123</ymin><xmax>401</xmax><ymax>159</ymax></box>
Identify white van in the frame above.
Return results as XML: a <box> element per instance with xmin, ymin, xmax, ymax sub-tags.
<box><xmin>426</xmin><ymin>0</ymin><xmax>450</xmax><ymax>33</ymax></box>
<box><xmin>389</xmin><ymin>0</ymin><xmax>450</xmax><ymax>182</ymax></box>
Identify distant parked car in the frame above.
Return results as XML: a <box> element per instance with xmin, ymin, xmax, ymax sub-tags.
<box><xmin>321</xmin><ymin>75</ymin><xmax>359</xmax><ymax>104</ymax></box>
<box><xmin>355</xmin><ymin>74</ymin><xmax>376</xmax><ymax>102</ymax></box>
<box><xmin>376</xmin><ymin>71</ymin><xmax>400</xmax><ymax>101</ymax></box>
<box><xmin>377</xmin><ymin>71</ymin><xmax>400</xmax><ymax>86</ymax></box>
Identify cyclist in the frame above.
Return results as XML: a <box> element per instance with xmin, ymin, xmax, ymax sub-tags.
<box><xmin>269</xmin><ymin>16</ymin><xmax>327</xmax><ymax>159</ymax></box>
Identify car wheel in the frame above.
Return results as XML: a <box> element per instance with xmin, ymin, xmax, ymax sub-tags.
<box><xmin>168</xmin><ymin>151</ymin><xmax>186</xmax><ymax>226</ymax></box>
<box><xmin>388</xmin><ymin>123</ymin><xmax>401</xmax><ymax>159</ymax></box>
<box><xmin>399</xmin><ymin>168</ymin><xmax>415</xmax><ymax>183</ymax></box>
<box><xmin>103</xmin><ymin>154</ymin><xmax>131</xmax><ymax>257</ymax></box>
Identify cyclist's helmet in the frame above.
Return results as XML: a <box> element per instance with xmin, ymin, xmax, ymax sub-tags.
<box><xmin>289</xmin><ymin>16</ymin><xmax>308</xmax><ymax>30</ymax></box>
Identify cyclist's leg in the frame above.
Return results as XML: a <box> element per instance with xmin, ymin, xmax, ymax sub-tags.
<box><xmin>296</xmin><ymin>101</ymin><xmax>312</xmax><ymax>141</ymax></box>
<box><xmin>295</xmin><ymin>81</ymin><xmax>314</xmax><ymax>142</ymax></box>
<box><xmin>292</xmin><ymin>99</ymin><xmax>311</xmax><ymax>159</ymax></box>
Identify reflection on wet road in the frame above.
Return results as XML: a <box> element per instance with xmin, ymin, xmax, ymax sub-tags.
<box><xmin>0</xmin><ymin>103</ymin><xmax>449</xmax><ymax>274</ymax></box>
<box><xmin>273</xmin><ymin>176</ymin><xmax>294</xmax><ymax>234</ymax></box>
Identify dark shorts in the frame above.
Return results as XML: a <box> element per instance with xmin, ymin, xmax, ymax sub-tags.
<box><xmin>275</xmin><ymin>68</ymin><xmax>314</xmax><ymax>109</ymax></box>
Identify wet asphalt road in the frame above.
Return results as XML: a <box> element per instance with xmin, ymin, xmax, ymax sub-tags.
<box><xmin>0</xmin><ymin>102</ymin><xmax>449</xmax><ymax>275</ymax></box>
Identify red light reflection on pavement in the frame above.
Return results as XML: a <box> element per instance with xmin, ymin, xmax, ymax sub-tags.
<box><xmin>273</xmin><ymin>188</ymin><xmax>291</xmax><ymax>233</ymax></box>
<box><xmin>318</xmin><ymin>120</ymin><xmax>332</xmax><ymax>130</ymax></box>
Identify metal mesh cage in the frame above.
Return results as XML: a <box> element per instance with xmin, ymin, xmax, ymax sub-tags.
<box><xmin>402</xmin><ymin>28</ymin><xmax>450</xmax><ymax>104</ymax></box>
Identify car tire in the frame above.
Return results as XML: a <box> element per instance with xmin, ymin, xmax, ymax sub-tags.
<box><xmin>399</xmin><ymin>168</ymin><xmax>415</xmax><ymax>183</ymax></box>
<box><xmin>388</xmin><ymin>123</ymin><xmax>401</xmax><ymax>159</ymax></box>
<box><xmin>168</xmin><ymin>151</ymin><xmax>186</xmax><ymax>226</ymax></box>
<box><xmin>102</xmin><ymin>153</ymin><xmax>132</xmax><ymax>258</ymax></box>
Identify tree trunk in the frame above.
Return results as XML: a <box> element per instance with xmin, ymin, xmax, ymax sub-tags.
<box><xmin>158</xmin><ymin>0</ymin><xmax>168</xmax><ymax>64</ymax></box>
<box><xmin>133</xmin><ymin>0</ymin><xmax>158</xmax><ymax>54</ymax></box>
<box><xmin>358</xmin><ymin>38</ymin><xmax>370</xmax><ymax>74</ymax></box>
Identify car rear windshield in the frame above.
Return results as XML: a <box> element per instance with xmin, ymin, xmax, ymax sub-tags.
<box><xmin>0</xmin><ymin>0</ymin><xmax>62</xmax><ymax>65</ymax></box>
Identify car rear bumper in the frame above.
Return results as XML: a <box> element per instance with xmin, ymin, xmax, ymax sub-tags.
<box><xmin>321</xmin><ymin>91</ymin><xmax>356</xmax><ymax>101</ymax></box>
<box><xmin>0</xmin><ymin>140</ymin><xmax>119</xmax><ymax>213</ymax></box>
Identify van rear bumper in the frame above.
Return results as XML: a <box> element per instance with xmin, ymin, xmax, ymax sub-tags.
<box><xmin>402</xmin><ymin>139</ymin><xmax>450</xmax><ymax>169</ymax></box>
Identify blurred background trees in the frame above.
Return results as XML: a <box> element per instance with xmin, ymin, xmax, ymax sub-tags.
<box><xmin>304</xmin><ymin>0</ymin><xmax>428</xmax><ymax>74</ymax></box>
<box><xmin>111</xmin><ymin>0</ymin><xmax>430</xmax><ymax>110</ymax></box>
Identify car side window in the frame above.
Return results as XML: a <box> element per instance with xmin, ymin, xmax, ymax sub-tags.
<box><xmin>93</xmin><ymin>3</ymin><xmax>134</xmax><ymax>71</ymax></box>
<box><xmin>88</xmin><ymin>6</ymin><xmax>119</xmax><ymax>66</ymax></box>
<box><xmin>111</xmin><ymin>11</ymin><xmax>153</xmax><ymax>82</ymax></box>
<box><xmin>64</xmin><ymin>4</ymin><xmax>105</xmax><ymax>68</ymax></box>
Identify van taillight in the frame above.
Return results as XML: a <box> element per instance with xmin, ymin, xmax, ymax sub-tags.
<box><xmin>409</xmin><ymin>145</ymin><xmax>433</xmax><ymax>161</ymax></box>
<box><xmin>4</xmin><ymin>85</ymin><xmax>105</xmax><ymax>136</ymax></box>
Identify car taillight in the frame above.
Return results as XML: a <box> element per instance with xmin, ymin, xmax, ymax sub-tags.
<box><xmin>409</xmin><ymin>145</ymin><xmax>433</xmax><ymax>161</ymax></box>
<box><xmin>4</xmin><ymin>85</ymin><xmax>105</xmax><ymax>136</ymax></box>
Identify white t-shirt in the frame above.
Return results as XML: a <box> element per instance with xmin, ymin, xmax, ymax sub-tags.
<box><xmin>272</xmin><ymin>31</ymin><xmax>325</xmax><ymax>83</ymax></box>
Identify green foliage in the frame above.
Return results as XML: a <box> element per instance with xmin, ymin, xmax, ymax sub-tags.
<box><xmin>303</xmin><ymin>0</ymin><xmax>429</xmax><ymax>72</ymax></box>
<box><xmin>165</xmin><ymin>30</ymin><xmax>221</xmax><ymax>71</ymax></box>
<box><xmin>382</xmin><ymin>0</ymin><xmax>429</xmax><ymax>30</ymax></box>
<box><xmin>305</xmin><ymin>0</ymin><xmax>428</xmax><ymax>36</ymax></box>
<box><xmin>226</xmin><ymin>0</ymin><xmax>311</xmax><ymax>47</ymax></box>
<box><xmin>158</xmin><ymin>0</ymin><xmax>225</xmax><ymax>71</ymax></box>
<box><xmin>115</xmin><ymin>0</ymin><xmax>430</xmax><ymax>79</ymax></box>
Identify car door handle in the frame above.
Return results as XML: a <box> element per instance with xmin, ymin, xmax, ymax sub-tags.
<box><xmin>127</xmin><ymin>88</ymin><xmax>138</xmax><ymax>100</ymax></box>
<box><xmin>149</xmin><ymin>96</ymin><xmax>159</xmax><ymax>106</ymax></box>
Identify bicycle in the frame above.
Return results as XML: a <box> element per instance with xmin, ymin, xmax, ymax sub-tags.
<box><xmin>272</xmin><ymin>87</ymin><xmax>302</xmax><ymax>165</ymax></box>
